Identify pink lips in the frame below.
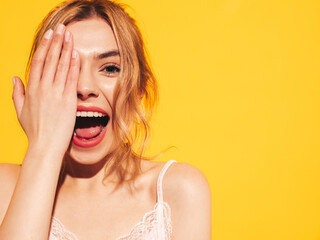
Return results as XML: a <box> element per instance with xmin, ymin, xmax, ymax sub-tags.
<box><xmin>76</xmin><ymin>106</ymin><xmax>108</xmax><ymax>114</ymax></box>
<box><xmin>72</xmin><ymin>106</ymin><xmax>109</xmax><ymax>148</ymax></box>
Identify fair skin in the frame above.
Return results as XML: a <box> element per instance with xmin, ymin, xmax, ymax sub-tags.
<box><xmin>0</xmin><ymin>17</ymin><xmax>211</xmax><ymax>240</ymax></box>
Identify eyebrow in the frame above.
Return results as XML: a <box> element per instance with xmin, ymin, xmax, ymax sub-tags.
<box><xmin>95</xmin><ymin>50</ymin><xmax>120</xmax><ymax>60</ymax></box>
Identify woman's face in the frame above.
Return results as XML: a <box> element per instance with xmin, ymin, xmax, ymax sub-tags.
<box><xmin>66</xmin><ymin>17</ymin><xmax>120</xmax><ymax>164</ymax></box>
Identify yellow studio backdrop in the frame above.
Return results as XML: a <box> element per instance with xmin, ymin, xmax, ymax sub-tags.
<box><xmin>1</xmin><ymin>0</ymin><xmax>320</xmax><ymax>239</ymax></box>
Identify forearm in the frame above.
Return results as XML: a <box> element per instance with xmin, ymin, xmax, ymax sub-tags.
<box><xmin>0</xmin><ymin>147</ymin><xmax>64</xmax><ymax>240</ymax></box>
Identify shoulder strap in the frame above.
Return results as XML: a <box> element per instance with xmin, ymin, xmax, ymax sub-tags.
<box><xmin>157</xmin><ymin>160</ymin><xmax>177</xmax><ymax>203</ymax></box>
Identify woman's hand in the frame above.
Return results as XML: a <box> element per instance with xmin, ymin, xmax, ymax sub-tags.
<box><xmin>12</xmin><ymin>24</ymin><xmax>80</xmax><ymax>157</ymax></box>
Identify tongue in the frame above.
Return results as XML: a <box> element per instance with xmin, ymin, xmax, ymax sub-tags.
<box><xmin>75</xmin><ymin>126</ymin><xmax>103</xmax><ymax>139</ymax></box>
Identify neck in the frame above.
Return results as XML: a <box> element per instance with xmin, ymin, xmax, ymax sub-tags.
<box><xmin>64</xmin><ymin>154</ymin><xmax>108</xmax><ymax>178</ymax></box>
<box><xmin>57</xmin><ymin>154</ymin><xmax>139</xmax><ymax>193</ymax></box>
<box><xmin>57</xmin><ymin>154</ymin><xmax>111</xmax><ymax>189</ymax></box>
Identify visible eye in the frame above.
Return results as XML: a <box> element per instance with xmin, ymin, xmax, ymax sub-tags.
<box><xmin>102</xmin><ymin>64</ymin><xmax>120</xmax><ymax>77</ymax></box>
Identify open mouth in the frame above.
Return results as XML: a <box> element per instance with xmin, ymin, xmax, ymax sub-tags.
<box><xmin>72</xmin><ymin>110</ymin><xmax>110</xmax><ymax>148</ymax></box>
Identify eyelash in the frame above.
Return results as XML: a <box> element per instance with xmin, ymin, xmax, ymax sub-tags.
<box><xmin>102</xmin><ymin>64</ymin><xmax>120</xmax><ymax>76</ymax></box>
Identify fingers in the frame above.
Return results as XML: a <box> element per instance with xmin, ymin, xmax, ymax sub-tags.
<box><xmin>27</xmin><ymin>29</ymin><xmax>53</xmax><ymax>89</ymax></box>
<box><xmin>54</xmin><ymin>29</ymin><xmax>74</xmax><ymax>90</ymax></box>
<box><xmin>65</xmin><ymin>50</ymin><xmax>80</xmax><ymax>95</ymax></box>
<box><xmin>41</xmin><ymin>24</ymin><xmax>66</xmax><ymax>86</ymax></box>
<box><xmin>27</xmin><ymin>23</ymin><xmax>79</xmax><ymax>96</ymax></box>
<box><xmin>12</xmin><ymin>76</ymin><xmax>25</xmax><ymax>119</ymax></box>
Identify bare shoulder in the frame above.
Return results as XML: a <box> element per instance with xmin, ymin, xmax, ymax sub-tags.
<box><xmin>162</xmin><ymin>161</ymin><xmax>212</xmax><ymax>239</ymax></box>
<box><xmin>163</xmin><ymin>161</ymin><xmax>211</xmax><ymax>200</ymax></box>
<box><xmin>140</xmin><ymin>160</ymin><xmax>211</xmax><ymax>202</ymax></box>
<box><xmin>0</xmin><ymin>164</ymin><xmax>21</xmax><ymax>223</ymax></box>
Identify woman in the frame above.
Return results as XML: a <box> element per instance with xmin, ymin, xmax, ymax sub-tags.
<box><xmin>0</xmin><ymin>0</ymin><xmax>211</xmax><ymax>239</ymax></box>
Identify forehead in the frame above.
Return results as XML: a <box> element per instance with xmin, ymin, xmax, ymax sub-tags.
<box><xmin>66</xmin><ymin>18</ymin><xmax>118</xmax><ymax>55</ymax></box>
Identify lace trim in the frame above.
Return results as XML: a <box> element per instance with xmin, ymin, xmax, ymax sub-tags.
<box><xmin>117</xmin><ymin>201</ymin><xmax>172</xmax><ymax>240</ymax></box>
<box><xmin>50</xmin><ymin>217</ymin><xmax>78</xmax><ymax>240</ymax></box>
<box><xmin>49</xmin><ymin>202</ymin><xmax>172</xmax><ymax>240</ymax></box>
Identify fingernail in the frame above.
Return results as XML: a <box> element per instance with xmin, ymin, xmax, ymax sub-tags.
<box><xmin>72</xmin><ymin>50</ymin><xmax>78</xmax><ymax>59</ymax></box>
<box><xmin>12</xmin><ymin>77</ymin><xmax>16</xmax><ymax>86</ymax></box>
<box><xmin>65</xmin><ymin>30</ymin><xmax>71</xmax><ymax>42</ymax></box>
<box><xmin>44</xmin><ymin>29</ymin><xmax>53</xmax><ymax>39</ymax></box>
<box><xmin>56</xmin><ymin>24</ymin><xmax>65</xmax><ymax>35</ymax></box>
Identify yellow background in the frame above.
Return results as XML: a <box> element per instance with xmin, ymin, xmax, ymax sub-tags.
<box><xmin>1</xmin><ymin>0</ymin><xmax>320</xmax><ymax>239</ymax></box>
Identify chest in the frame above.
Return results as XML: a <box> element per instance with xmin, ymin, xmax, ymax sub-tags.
<box><xmin>50</xmin><ymin>202</ymin><xmax>172</xmax><ymax>240</ymax></box>
<box><xmin>51</xmin><ymin>187</ymin><xmax>171</xmax><ymax>240</ymax></box>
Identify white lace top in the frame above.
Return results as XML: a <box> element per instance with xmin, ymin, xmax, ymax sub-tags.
<box><xmin>49</xmin><ymin>160</ymin><xmax>176</xmax><ymax>240</ymax></box>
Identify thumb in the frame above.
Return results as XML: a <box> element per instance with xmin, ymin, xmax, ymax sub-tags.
<box><xmin>12</xmin><ymin>76</ymin><xmax>25</xmax><ymax>118</ymax></box>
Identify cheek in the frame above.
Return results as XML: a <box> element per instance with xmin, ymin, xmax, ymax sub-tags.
<box><xmin>98</xmin><ymin>79</ymin><xmax>118</xmax><ymax>109</ymax></box>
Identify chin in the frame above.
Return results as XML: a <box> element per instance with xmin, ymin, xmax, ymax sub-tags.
<box><xmin>66</xmin><ymin>135</ymin><xmax>114</xmax><ymax>165</ymax></box>
<box><xmin>67</xmin><ymin>149</ymin><xmax>103</xmax><ymax>165</ymax></box>
<box><xmin>64</xmin><ymin>143</ymin><xmax>114</xmax><ymax>178</ymax></box>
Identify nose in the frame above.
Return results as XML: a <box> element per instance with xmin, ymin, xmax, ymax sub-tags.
<box><xmin>77</xmin><ymin>68</ymin><xmax>99</xmax><ymax>101</ymax></box>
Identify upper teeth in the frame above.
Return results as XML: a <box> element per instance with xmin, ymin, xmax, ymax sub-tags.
<box><xmin>76</xmin><ymin>111</ymin><xmax>106</xmax><ymax>117</ymax></box>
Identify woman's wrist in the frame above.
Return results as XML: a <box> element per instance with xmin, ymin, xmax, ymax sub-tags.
<box><xmin>24</xmin><ymin>143</ymin><xmax>65</xmax><ymax>168</ymax></box>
